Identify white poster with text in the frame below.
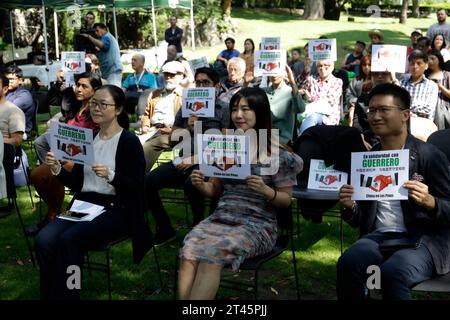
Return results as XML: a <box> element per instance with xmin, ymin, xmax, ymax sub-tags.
<box><xmin>198</xmin><ymin>134</ymin><xmax>250</xmax><ymax>180</ymax></box>
<box><xmin>50</xmin><ymin>122</ymin><xmax>94</xmax><ymax>165</ymax></box>
<box><xmin>351</xmin><ymin>149</ymin><xmax>409</xmax><ymax>201</ymax></box>
<box><xmin>307</xmin><ymin>159</ymin><xmax>348</xmax><ymax>191</ymax></box>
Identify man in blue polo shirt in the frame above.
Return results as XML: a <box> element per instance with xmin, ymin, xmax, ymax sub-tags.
<box><xmin>214</xmin><ymin>37</ymin><xmax>240</xmax><ymax>80</ymax></box>
<box><xmin>122</xmin><ymin>53</ymin><xmax>157</xmax><ymax>114</ymax></box>
<box><xmin>123</xmin><ymin>54</ymin><xmax>157</xmax><ymax>92</ymax></box>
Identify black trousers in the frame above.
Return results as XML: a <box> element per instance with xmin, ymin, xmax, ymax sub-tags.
<box><xmin>145</xmin><ymin>162</ymin><xmax>208</xmax><ymax>233</ymax></box>
<box><xmin>35</xmin><ymin>199</ymin><xmax>129</xmax><ymax>300</ymax></box>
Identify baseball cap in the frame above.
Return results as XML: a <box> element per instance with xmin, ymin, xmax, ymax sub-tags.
<box><xmin>162</xmin><ymin>61</ymin><xmax>184</xmax><ymax>74</ymax></box>
<box><xmin>411</xmin><ymin>29</ymin><xmax>423</xmax><ymax>36</ymax></box>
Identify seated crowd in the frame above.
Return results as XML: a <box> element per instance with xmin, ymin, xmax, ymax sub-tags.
<box><xmin>1</xmin><ymin>9</ymin><xmax>450</xmax><ymax>301</ymax></box>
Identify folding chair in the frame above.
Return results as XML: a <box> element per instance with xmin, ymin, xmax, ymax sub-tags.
<box><xmin>292</xmin><ymin>131</ymin><xmax>343</xmax><ymax>251</ymax></box>
<box><xmin>1</xmin><ymin>143</ymin><xmax>36</xmax><ymax>266</ymax></box>
<box><xmin>173</xmin><ymin>206</ymin><xmax>300</xmax><ymax>300</ymax></box>
<box><xmin>84</xmin><ymin>236</ymin><xmax>163</xmax><ymax>300</ymax></box>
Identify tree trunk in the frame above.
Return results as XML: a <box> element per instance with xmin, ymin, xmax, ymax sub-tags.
<box><xmin>412</xmin><ymin>0</ymin><xmax>420</xmax><ymax>18</ymax></box>
<box><xmin>303</xmin><ymin>0</ymin><xmax>325</xmax><ymax>20</ymax></box>
<box><xmin>399</xmin><ymin>0</ymin><xmax>408</xmax><ymax>24</ymax></box>
<box><xmin>223</xmin><ymin>0</ymin><xmax>232</xmax><ymax>16</ymax></box>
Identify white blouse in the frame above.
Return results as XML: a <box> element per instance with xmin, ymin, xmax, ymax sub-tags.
<box><xmin>81</xmin><ymin>130</ymin><xmax>122</xmax><ymax>195</ymax></box>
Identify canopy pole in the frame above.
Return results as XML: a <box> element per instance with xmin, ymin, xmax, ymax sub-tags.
<box><xmin>41</xmin><ymin>0</ymin><xmax>50</xmax><ymax>89</ymax></box>
<box><xmin>190</xmin><ymin>0</ymin><xmax>195</xmax><ymax>52</ymax></box>
<box><xmin>112</xmin><ymin>1</ymin><xmax>118</xmax><ymax>41</ymax></box>
<box><xmin>151</xmin><ymin>0</ymin><xmax>159</xmax><ymax>69</ymax></box>
<box><xmin>9</xmin><ymin>10</ymin><xmax>16</xmax><ymax>62</ymax></box>
<box><xmin>53</xmin><ymin>11</ymin><xmax>59</xmax><ymax>60</ymax></box>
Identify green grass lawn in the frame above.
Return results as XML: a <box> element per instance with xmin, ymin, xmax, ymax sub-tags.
<box><xmin>1</xmin><ymin>9</ymin><xmax>449</xmax><ymax>300</ymax></box>
<box><xmin>181</xmin><ymin>8</ymin><xmax>436</xmax><ymax>67</ymax></box>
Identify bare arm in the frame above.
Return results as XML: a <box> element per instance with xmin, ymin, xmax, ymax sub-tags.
<box><xmin>3</xmin><ymin>132</ymin><xmax>23</xmax><ymax>147</ymax></box>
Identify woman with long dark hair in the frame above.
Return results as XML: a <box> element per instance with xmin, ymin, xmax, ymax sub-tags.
<box><xmin>35</xmin><ymin>85</ymin><xmax>151</xmax><ymax>299</ymax></box>
<box><xmin>177</xmin><ymin>87</ymin><xmax>303</xmax><ymax>300</ymax></box>
<box><xmin>426</xmin><ymin>49</ymin><xmax>450</xmax><ymax>129</ymax></box>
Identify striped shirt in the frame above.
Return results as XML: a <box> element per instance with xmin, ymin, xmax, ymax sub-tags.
<box><xmin>400</xmin><ymin>75</ymin><xmax>438</xmax><ymax>120</ymax></box>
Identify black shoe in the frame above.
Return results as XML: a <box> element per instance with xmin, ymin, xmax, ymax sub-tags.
<box><xmin>154</xmin><ymin>229</ymin><xmax>176</xmax><ymax>247</ymax></box>
<box><xmin>25</xmin><ymin>224</ymin><xmax>41</xmax><ymax>237</ymax></box>
<box><xmin>25</xmin><ymin>220</ymin><xmax>49</xmax><ymax>237</ymax></box>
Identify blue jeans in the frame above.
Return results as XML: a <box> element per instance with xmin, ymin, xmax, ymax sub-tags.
<box><xmin>298</xmin><ymin>113</ymin><xmax>323</xmax><ymax>136</ymax></box>
<box><xmin>336</xmin><ymin>231</ymin><xmax>435</xmax><ymax>300</ymax></box>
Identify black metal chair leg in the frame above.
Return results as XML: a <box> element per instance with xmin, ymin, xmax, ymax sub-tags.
<box><xmin>20</xmin><ymin>157</ymin><xmax>34</xmax><ymax>208</ymax></box>
<box><xmin>14</xmin><ymin>199</ymin><xmax>36</xmax><ymax>267</ymax></box>
<box><xmin>173</xmin><ymin>253</ymin><xmax>179</xmax><ymax>300</ymax></box>
<box><xmin>290</xmin><ymin>231</ymin><xmax>301</xmax><ymax>300</ymax></box>
<box><xmin>152</xmin><ymin>246</ymin><xmax>163</xmax><ymax>289</ymax></box>
<box><xmin>106</xmin><ymin>249</ymin><xmax>112</xmax><ymax>300</ymax></box>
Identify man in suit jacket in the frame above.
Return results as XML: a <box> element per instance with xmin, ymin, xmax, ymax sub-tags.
<box><xmin>338</xmin><ymin>83</ymin><xmax>450</xmax><ymax>299</ymax></box>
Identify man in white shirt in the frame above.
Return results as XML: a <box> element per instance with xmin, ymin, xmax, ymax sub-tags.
<box><xmin>337</xmin><ymin>83</ymin><xmax>450</xmax><ymax>300</ymax></box>
<box><xmin>140</xmin><ymin>61</ymin><xmax>184</xmax><ymax>171</ymax></box>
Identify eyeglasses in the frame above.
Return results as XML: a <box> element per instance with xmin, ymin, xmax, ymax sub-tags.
<box><xmin>88</xmin><ymin>101</ymin><xmax>115</xmax><ymax>110</ymax></box>
<box><xmin>195</xmin><ymin>80</ymin><xmax>214</xmax><ymax>87</ymax></box>
<box><xmin>367</xmin><ymin>106</ymin><xmax>405</xmax><ymax>117</ymax></box>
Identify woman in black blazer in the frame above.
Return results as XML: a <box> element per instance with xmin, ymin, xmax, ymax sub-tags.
<box><xmin>35</xmin><ymin>85</ymin><xmax>152</xmax><ymax>300</ymax></box>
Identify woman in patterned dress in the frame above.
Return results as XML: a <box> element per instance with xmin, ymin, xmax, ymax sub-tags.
<box><xmin>177</xmin><ymin>87</ymin><xmax>303</xmax><ymax>300</ymax></box>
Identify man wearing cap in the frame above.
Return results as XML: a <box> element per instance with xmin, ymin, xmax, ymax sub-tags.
<box><xmin>341</xmin><ymin>41</ymin><xmax>366</xmax><ymax>74</ymax></box>
<box><xmin>427</xmin><ymin>8</ymin><xmax>450</xmax><ymax>45</ymax></box>
<box><xmin>408</xmin><ymin>29</ymin><xmax>423</xmax><ymax>57</ymax></box>
<box><xmin>265</xmin><ymin>65</ymin><xmax>305</xmax><ymax>146</ymax></box>
<box><xmin>140</xmin><ymin>61</ymin><xmax>184</xmax><ymax>171</ymax></box>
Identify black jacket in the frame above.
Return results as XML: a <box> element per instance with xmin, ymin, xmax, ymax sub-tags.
<box><xmin>56</xmin><ymin>129</ymin><xmax>153</xmax><ymax>263</ymax></box>
<box><xmin>165</xmin><ymin>26</ymin><xmax>183</xmax><ymax>52</ymax></box>
<box><xmin>343</xmin><ymin>135</ymin><xmax>450</xmax><ymax>274</ymax></box>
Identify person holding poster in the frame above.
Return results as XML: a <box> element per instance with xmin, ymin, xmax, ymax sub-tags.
<box><xmin>177</xmin><ymin>87</ymin><xmax>303</xmax><ymax>300</ymax></box>
<box><xmin>337</xmin><ymin>83</ymin><xmax>450</xmax><ymax>300</ymax></box>
<box><xmin>264</xmin><ymin>65</ymin><xmax>305</xmax><ymax>146</ymax></box>
<box><xmin>145</xmin><ymin>68</ymin><xmax>229</xmax><ymax>245</ymax></box>
<box><xmin>239</xmin><ymin>38</ymin><xmax>255</xmax><ymax>78</ymax></box>
<box><xmin>35</xmin><ymin>85</ymin><xmax>152</xmax><ymax>300</ymax></box>
<box><xmin>298</xmin><ymin>60</ymin><xmax>343</xmax><ymax>135</ymax></box>
<box><xmin>28</xmin><ymin>72</ymin><xmax>102</xmax><ymax>236</ymax></box>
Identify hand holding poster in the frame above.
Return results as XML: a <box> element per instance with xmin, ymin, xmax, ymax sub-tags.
<box><xmin>351</xmin><ymin>150</ymin><xmax>409</xmax><ymax>201</ymax></box>
<box><xmin>307</xmin><ymin>159</ymin><xmax>348</xmax><ymax>191</ymax></box>
<box><xmin>62</xmin><ymin>51</ymin><xmax>86</xmax><ymax>74</ymax></box>
<box><xmin>62</xmin><ymin>51</ymin><xmax>86</xmax><ymax>87</ymax></box>
<box><xmin>261</xmin><ymin>37</ymin><xmax>281</xmax><ymax>50</ymax></box>
<box><xmin>254</xmin><ymin>50</ymin><xmax>286</xmax><ymax>77</ymax></box>
<box><xmin>189</xmin><ymin>56</ymin><xmax>209</xmax><ymax>72</ymax></box>
<box><xmin>181</xmin><ymin>88</ymin><xmax>216</xmax><ymax>118</ymax></box>
<box><xmin>308</xmin><ymin>39</ymin><xmax>337</xmax><ymax>62</ymax></box>
<box><xmin>371</xmin><ymin>45</ymin><xmax>407</xmax><ymax>73</ymax></box>
<box><xmin>50</xmin><ymin>122</ymin><xmax>94</xmax><ymax>165</ymax></box>
<box><xmin>198</xmin><ymin>134</ymin><xmax>250</xmax><ymax>180</ymax></box>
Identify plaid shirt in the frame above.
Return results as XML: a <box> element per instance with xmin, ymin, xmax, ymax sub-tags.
<box><xmin>400</xmin><ymin>75</ymin><xmax>438</xmax><ymax>120</ymax></box>
<box><xmin>302</xmin><ymin>73</ymin><xmax>343</xmax><ymax>125</ymax></box>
